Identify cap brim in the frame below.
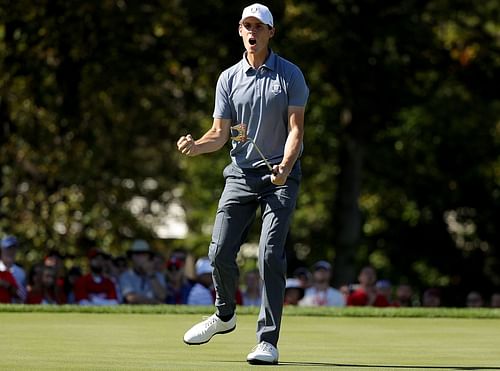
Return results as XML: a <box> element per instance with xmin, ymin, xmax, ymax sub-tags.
<box><xmin>240</xmin><ymin>16</ymin><xmax>273</xmax><ymax>27</ymax></box>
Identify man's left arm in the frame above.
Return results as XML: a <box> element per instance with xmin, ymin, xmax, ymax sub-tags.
<box><xmin>271</xmin><ymin>106</ymin><xmax>305</xmax><ymax>185</ymax></box>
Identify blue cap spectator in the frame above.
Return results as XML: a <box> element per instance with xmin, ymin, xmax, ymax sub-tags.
<box><xmin>1</xmin><ymin>235</ymin><xmax>19</xmax><ymax>250</ymax></box>
<box><xmin>1</xmin><ymin>235</ymin><xmax>26</xmax><ymax>302</ymax></box>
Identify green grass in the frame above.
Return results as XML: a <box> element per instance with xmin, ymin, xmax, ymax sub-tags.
<box><xmin>0</xmin><ymin>306</ymin><xmax>500</xmax><ymax>370</ymax></box>
<box><xmin>2</xmin><ymin>304</ymin><xmax>500</xmax><ymax>318</ymax></box>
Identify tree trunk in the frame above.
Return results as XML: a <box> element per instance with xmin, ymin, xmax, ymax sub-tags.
<box><xmin>332</xmin><ymin>135</ymin><xmax>364</xmax><ymax>287</ymax></box>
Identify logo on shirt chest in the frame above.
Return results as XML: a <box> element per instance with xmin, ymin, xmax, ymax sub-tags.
<box><xmin>271</xmin><ymin>83</ymin><xmax>282</xmax><ymax>95</ymax></box>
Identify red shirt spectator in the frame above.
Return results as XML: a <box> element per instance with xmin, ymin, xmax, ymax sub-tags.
<box><xmin>0</xmin><ymin>270</ymin><xmax>18</xmax><ymax>303</ymax></box>
<box><xmin>25</xmin><ymin>266</ymin><xmax>66</xmax><ymax>305</ymax></box>
<box><xmin>74</xmin><ymin>273</ymin><xmax>118</xmax><ymax>305</ymax></box>
<box><xmin>347</xmin><ymin>288</ymin><xmax>389</xmax><ymax>307</ymax></box>
<box><xmin>25</xmin><ymin>289</ymin><xmax>66</xmax><ymax>305</ymax></box>
<box><xmin>73</xmin><ymin>248</ymin><xmax>119</xmax><ymax>305</ymax></box>
<box><xmin>346</xmin><ymin>266</ymin><xmax>390</xmax><ymax>307</ymax></box>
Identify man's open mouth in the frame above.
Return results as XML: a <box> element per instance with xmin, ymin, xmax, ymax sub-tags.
<box><xmin>249</xmin><ymin>38</ymin><xmax>256</xmax><ymax>45</ymax></box>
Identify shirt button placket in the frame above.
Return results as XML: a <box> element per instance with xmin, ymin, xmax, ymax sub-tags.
<box><xmin>255</xmin><ymin>68</ymin><xmax>261</xmax><ymax>97</ymax></box>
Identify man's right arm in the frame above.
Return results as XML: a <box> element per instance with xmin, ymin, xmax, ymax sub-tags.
<box><xmin>177</xmin><ymin>118</ymin><xmax>231</xmax><ymax>156</ymax></box>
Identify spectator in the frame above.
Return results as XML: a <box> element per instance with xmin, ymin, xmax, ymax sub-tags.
<box><xmin>241</xmin><ymin>269</ymin><xmax>262</xmax><ymax>307</ymax></box>
<box><xmin>0</xmin><ymin>235</ymin><xmax>27</xmax><ymax>302</ymax></box>
<box><xmin>26</xmin><ymin>265</ymin><xmax>66</xmax><ymax>304</ymax></box>
<box><xmin>26</xmin><ymin>263</ymin><xmax>44</xmax><ymax>295</ymax></box>
<box><xmin>165</xmin><ymin>254</ymin><xmax>193</xmax><ymax>304</ymax></box>
<box><xmin>153</xmin><ymin>252</ymin><xmax>167</xmax><ymax>277</ymax></box>
<box><xmin>74</xmin><ymin>249</ymin><xmax>119</xmax><ymax>306</ymax></box>
<box><xmin>187</xmin><ymin>257</ymin><xmax>214</xmax><ymax>305</ymax></box>
<box><xmin>284</xmin><ymin>278</ymin><xmax>305</xmax><ymax>305</ymax></box>
<box><xmin>169</xmin><ymin>248</ymin><xmax>189</xmax><ymax>264</ymax></box>
<box><xmin>105</xmin><ymin>254</ymin><xmax>126</xmax><ymax>303</ymax></box>
<box><xmin>393</xmin><ymin>284</ymin><xmax>414</xmax><ymax>307</ymax></box>
<box><xmin>339</xmin><ymin>284</ymin><xmax>351</xmax><ymax>302</ymax></box>
<box><xmin>44</xmin><ymin>249</ymin><xmax>65</xmax><ymax>276</ymax></box>
<box><xmin>347</xmin><ymin>266</ymin><xmax>390</xmax><ymax>307</ymax></box>
<box><xmin>299</xmin><ymin>260</ymin><xmax>345</xmax><ymax>307</ymax></box>
<box><xmin>293</xmin><ymin>266</ymin><xmax>313</xmax><ymax>289</ymax></box>
<box><xmin>65</xmin><ymin>266</ymin><xmax>83</xmax><ymax>304</ymax></box>
<box><xmin>490</xmin><ymin>292</ymin><xmax>500</xmax><ymax>308</ymax></box>
<box><xmin>0</xmin><ymin>266</ymin><xmax>18</xmax><ymax>303</ymax></box>
<box><xmin>376</xmin><ymin>279</ymin><xmax>393</xmax><ymax>305</ymax></box>
<box><xmin>119</xmin><ymin>239</ymin><xmax>167</xmax><ymax>304</ymax></box>
<box><xmin>422</xmin><ymin>288</ymin><xmax>441</xmax><ymax>307</ymax></box>
<box><xmin>43</xmin><ymin>250</ymin><xmax>66</xmax><ymax>302</ymax></box>
<box><xmin>465</xmin><ymin>291</ymin><xmax>484</xmax><ymax>308</ymax></box>
<box><xmin>113</xmin><ymin>255</ymin><xmax>128</xmax><ymax>276</ymax></box>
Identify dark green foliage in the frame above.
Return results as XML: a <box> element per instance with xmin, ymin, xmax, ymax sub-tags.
<box><xmin>0</xmin><ymin>0</ymin><xmax>498</xmax><ymax>304</ymax></box>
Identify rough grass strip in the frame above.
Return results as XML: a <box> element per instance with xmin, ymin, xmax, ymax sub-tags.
<box><xmin>1</xmin><ymin>304</ymin><xmax>499</xmax><ymax>319</ymax></box>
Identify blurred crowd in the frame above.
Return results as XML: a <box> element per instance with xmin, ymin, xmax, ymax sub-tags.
<box><xmin>1</xmin><ymin>235</ymin><xmax>499</xmax><ymax>308</ymax></box>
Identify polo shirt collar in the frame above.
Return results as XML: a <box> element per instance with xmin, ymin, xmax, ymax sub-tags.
<box><xmin>242</xmin><ymin>49</ymin><xmax>276</xmax><ymax>72</ymax></box>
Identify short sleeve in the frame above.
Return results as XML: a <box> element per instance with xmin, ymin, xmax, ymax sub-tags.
<box><xmin>288</xmin><ymin>68</ymin><xmax>309</xmax><ymax>107</ymax></box>
<box><xmin>213</xmin><ymin>71</ymin><xmax>232</xmax><ymax>119</ymax></box>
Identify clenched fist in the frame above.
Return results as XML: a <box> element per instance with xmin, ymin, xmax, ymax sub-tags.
<box><xmin>177</xmin><ymin>134</ymin><xmax>197</xmax><ymax>156</ymax></box>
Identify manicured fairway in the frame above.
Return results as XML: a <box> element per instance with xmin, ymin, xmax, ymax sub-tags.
<box><xmin>1</xmin><ymin>312</ymin><xmax>499</xmax><ymax>370</ymax></box>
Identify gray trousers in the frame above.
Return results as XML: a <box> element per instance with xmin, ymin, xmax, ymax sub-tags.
<box><xmin>208</xmin><ymin>162</ymin><xmax>301</xmax><ymax>347</ymax></box>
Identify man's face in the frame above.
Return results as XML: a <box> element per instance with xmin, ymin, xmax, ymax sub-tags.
<box><xmin>132</xmin><ymin>253</ymin><xmax>150</xmax><ymax>270</ymax></box>
<box><xmin>89</xmin><ymin>255</ymin><xmax>105</xmax><ymax>274</ymax></box>
<box><xmin>359</xmin><ymin>267</ymin><xmax>376</xmax><ymax>286</ymax></box>
<box><xmin>1</xmin><ymin>248</ymin><xmax>16</xmax><ymax>267</ymax></box>
<box><xmin>167</xmin><ymin>259</ymin><xmax>185</xmax><ymax>279</ymax></box>
<box><xmin>313</xmin><ymin>268</ymin><xmax>331</xmax><ymax>284</ymax></box>
<box><xmin>199</xmin><ymin>272</ymin><xmax>213</xmax><ymax>287</ymax></box>
<box><xmin>239</xmin><ymin>17</ymin><xmax>274</xmax><ymax>55</ymax></box>
<box><xmin>396</xmin><ymin>284</ymin><xmax>412</xmax><ymax>300</ymax></box>
<box><xmin>285</xmin><ymin>288</ymin><xmax>302</xmax><ymax>305</ymax></box>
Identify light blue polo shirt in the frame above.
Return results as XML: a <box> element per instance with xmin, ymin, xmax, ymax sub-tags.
<box><xmin>213</xmin><ymin>50</ymin><xmax>309</xmax><ymax>169</ymax></box>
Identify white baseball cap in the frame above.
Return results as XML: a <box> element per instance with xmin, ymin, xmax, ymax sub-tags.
<box><xmin>285</xmin><ymin>278</ymin><xmax>303</xmax><ymax>290</ymax></box>
<box><xmin>195</xmin><ymin>257</ymin><xmax>213</xmax><ymax>276</ymax></box>
<box><xmin>240</xmin><ymin>3</ymin><xmax>274</xmax><ymax>27</ymax></box>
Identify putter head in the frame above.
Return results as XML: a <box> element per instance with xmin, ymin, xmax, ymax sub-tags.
<box><xmin>230</xmin><ymin>123</ymin><xmax>248</xmax><ymax>143</ymax></box>
<box><xmin>230</xmin><ymin>123</ymin><xmax>274</xmax><ymax>173</ymax></box>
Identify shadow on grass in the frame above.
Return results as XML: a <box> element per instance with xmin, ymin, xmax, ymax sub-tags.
<box><xmin>278</xmin><ymin>362</ymin><xmax>500</xmax><ymax>370</ymax></box>
<box><xmin>220</xmin><ymin>360</ymin><xmax>500</xmax><ymax>370</ymax></box>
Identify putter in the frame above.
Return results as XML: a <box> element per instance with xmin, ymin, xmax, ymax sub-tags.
<box><xmin>231</xmin><ymin>123</ymin><xmax>274</xmax><ymax>173</ymax></box>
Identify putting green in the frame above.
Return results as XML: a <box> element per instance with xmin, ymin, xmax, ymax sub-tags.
<box><xmin>0</xmin><ymin>313</ymin><xmax>499</xmax><ymax>370</ymax></box>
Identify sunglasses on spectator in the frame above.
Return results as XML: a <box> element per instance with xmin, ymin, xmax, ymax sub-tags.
<box><xmin>167</xmin><ymin>259</ymin><xmax>184</xmax><ymax>271</ymax></box>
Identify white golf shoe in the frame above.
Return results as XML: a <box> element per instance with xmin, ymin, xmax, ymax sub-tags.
<box><xmin>246</xmin><ymin>341</ymin><xmax>279</xmax><ymax>365</ymax></box>
<box><xmin>183</xmin><ymin>313</ymin><xmax>236</xmax><ymax>345</ymax></box>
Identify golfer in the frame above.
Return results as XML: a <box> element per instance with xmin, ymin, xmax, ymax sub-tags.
<box><xmin>177</xmin><ymin>3</ymin><xmax>308</xmax><ymax>365</ymax></box>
